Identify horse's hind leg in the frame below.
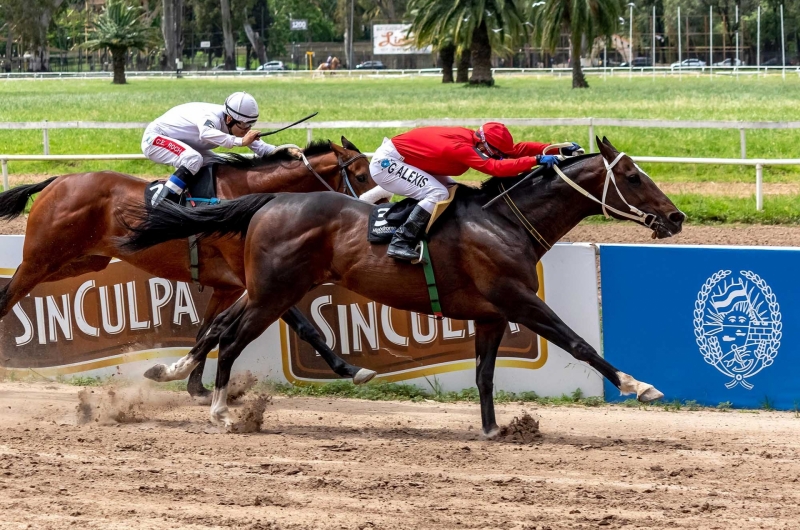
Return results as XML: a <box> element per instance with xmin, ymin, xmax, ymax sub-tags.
<box><xmin>281</xmin><ymin>306</ymin><xmax>376</xmax><ymax>384</ymax></box>
<box><xmin>183</xmin><ymin>289</ymin><xmax>246</xmax><ymax>398</ymax></box>
<box><xmin>144</xmin><ymin>292</ymin><xmax>248</xmax><ymax>391</ymax></box>
<box><xmin>210</xmin><ymin>299</ymin><xmax>292</xmax><ymax>427</ymax></box>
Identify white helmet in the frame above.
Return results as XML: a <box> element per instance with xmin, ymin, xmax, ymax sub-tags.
<box><xmin>224</xmin><ymin>92</ymin><xmax>259</xmax><ymax>124</ymax></box>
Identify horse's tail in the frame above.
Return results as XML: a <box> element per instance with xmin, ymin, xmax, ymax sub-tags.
<box><xmin>118</xmin><ymin>193</ymin><xmax>278</xmax><ymax>253</ymax></box>
<box><xmin>0</xmin><ymin>176</ymin><xmax>58</xmax><ymax>220</ymax></box>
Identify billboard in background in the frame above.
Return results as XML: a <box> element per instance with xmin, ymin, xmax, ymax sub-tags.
<box><xmin>0</xmin><ymin>261</ymin><xmax>212</xmax><ymax>372</ymax></box>
<box><xmin>373</xmin><ymin>24</ymin><xmax>432</xmax><ymax>55</ymax></box>
<box><xmin>600</xmin><ymin>244</ymin><xmax>796</xmax><ymax>410</ymax></box>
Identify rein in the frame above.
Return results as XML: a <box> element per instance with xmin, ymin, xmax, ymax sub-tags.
<box><xmin>275</xmin><ymin>144</ymin><xmax>366</xmax><ymax>197</ymax></box>
<box><xmin>494</xmin><ymin>152</ymin><xmax>656</xmax><ymax>249</ymax></box>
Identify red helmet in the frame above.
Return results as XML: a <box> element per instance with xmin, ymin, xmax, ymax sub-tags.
<box><xmin>474</xmin><ymin>122</ymin><xmax>514</xmax><ymax>157</ymax></box>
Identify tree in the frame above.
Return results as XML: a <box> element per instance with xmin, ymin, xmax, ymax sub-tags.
<box><xmin>408</xmin><ymin>0</ymin><xmax>527</xmax><ymax>86</ymax></box>
<box><xmin>220</xmin><ymin>0</ymin><xmax>235</xmax><ymax>69</ymax></box>
<box><xmin>85</xmin><ymin>0</ymin><xmax>156</xmax><ymax>83</ymax></box>
<box><xmin>2</xmin><ymin>0</ymin><xmax>65</xmax><ymax>71</ymax></box>
<box><xmin>162</xmin><ymin>0</ymin><xmax>183</xmax><ymax>70</ymax></box>
<box><xmin>530</xmin><ymin>0</ymin><xmax>623</xmax><ymax>88</ymax></box>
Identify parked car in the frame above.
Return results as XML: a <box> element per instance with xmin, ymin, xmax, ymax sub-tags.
<box><xmin>257</xmin><ymin>60</ymin><xmax>285</xmax><ymax>71</ymax></box>
<box><xmin>762</xmin><ymin>57</ymin><xmax>790</xmax><ymax>66</ymax></box>
<box><xmin>713</xmin><ymin>58</ymin><xmax>745</xmax><ymax>67</ymax></box>
<box><xmin>355</xmin><ymin>60</ymin><xmax>386</xmax><ymax>70</ymax></box>
<box><xmin>620</xmin><ymin>57</ymin><xmax>652</xmax><ymax>67</ymax></box>
<box><xmin>670</xmin><ymin>58</ymin><xmax>706</xmax><ymax>69</ymax></box>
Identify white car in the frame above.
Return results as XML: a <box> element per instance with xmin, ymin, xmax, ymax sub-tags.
<box><xmin>713</xmin><ymin>58</ymin><xmax>745</xmax><ymax>67</ymax></box>
<box><xmin>670</xmin><ymin>58</ymin><xmax>707</xmax><ymax>70</ymax></box>
<box><xmin>257</xmin><ymin>61</ymin><xmax>285</xmax><ymax>71</ymax></box>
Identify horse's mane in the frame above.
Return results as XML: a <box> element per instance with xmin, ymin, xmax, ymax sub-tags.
<box><xmin>458</xmin><ymin>153</ymin><xmax>601</xmax><ymax>198</ymax></box>
<box><xmin>209</xmin><ymin>139</ymin><xmax>335</xmax><ymax>170</ymax></box>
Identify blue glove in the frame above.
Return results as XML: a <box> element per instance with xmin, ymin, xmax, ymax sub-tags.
<box><xmin>536</xmin><ymin>154</ymin><xmax>560</xmax><ymax>169</ymax></box>
<box><xmin>559</xmin><ymin>142</ymin><xmax>585</xmax><ymax>157</ymax></box>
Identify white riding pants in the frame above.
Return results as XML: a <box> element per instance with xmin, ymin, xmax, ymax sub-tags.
<box><xmin>141</xmin><ymin>128</ymin><xmax>214</xmax><ymax>175</ymax></box>
<box><xmin>369</xmin><ymin>138</ymin><xmax>453</xmax><ymax>213</ymax></box>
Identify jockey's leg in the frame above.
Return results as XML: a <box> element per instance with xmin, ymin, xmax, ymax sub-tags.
<box><xmin>368</xmin><ymin>139</ymin><xmax>449</xmax><ymax>262</ymax></box>
<box><xmin>141</xmin><ymin>131</ymin><xmax>203</xmax><ymax>207</ymax></box>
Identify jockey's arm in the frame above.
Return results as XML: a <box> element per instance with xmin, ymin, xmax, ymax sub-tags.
<box><xmin>507</xmin><ymin>141</ymin><xmax>550</xmax><ymax>158</ymax></box>
<box><xmin>196</xmin><ymin>113</ymin><xmax>242</xmax><ymax>149</ymax></box>
<box><xmin>248</xmin><ymin>139</ymin><xmax>277</xmax><ymax>158</ymax></box>
<box><xmin>455</xmin><ymin>143</ymin><xmax>539</xmax><ymax>177</ymax></box>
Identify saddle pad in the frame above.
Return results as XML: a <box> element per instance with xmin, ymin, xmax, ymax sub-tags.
<box><xmin>143</xmin><ymin>164</ymin><xmax>217</xmax><ymax>208</ymax></box>
<box><xmin>367</xmin><ymin>185</ymin><xmax>460</xmax><ymax>244</ymax></box>
<box><xmin>367</xmin><ymin>198</ymin><xmax>417</xmax><ymax>244</ymax></box>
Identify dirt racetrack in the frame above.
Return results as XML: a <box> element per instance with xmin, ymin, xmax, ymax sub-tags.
<box><xmin>0</xmin><ymin>381</ymin><xmax>798</xmax><ymax>530</ymax></box>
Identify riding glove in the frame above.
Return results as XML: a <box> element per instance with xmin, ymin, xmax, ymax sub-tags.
<box><xmin>536</xmin><ymin>154</ymin><xmax>560</xmax><ymax>169</ymax></box>
<box><xmin>559</xmin><ymin>142</ymin><xmax>585</xmax><ymax>157</ymax></box>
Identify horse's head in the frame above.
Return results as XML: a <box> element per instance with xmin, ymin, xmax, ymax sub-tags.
<box><xmin>595</xmin><ymin>136</ymin><xmax>685</xmax><ymax>239</ymax></box>
<box><xmin>330</xmin><ymin>136</ymin><xmax>378</xmax><ymax>199</ymax></box>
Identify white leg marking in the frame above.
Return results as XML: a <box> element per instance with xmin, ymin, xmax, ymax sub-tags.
<box><xmin>210</xmin><ymin>386</ymin><xmax>231</xmax><ymax>427</ymax></box>
<box><xmin>143</xmin><ymin>354</ymin><xmax>200</xmax><ymax>382</ymax></box>
<box><xmin>617</xmin><ymin>371</ymin><xmax>664</xmax><ymax>403</ymax></box>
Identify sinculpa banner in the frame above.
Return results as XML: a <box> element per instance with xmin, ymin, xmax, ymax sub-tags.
<box><xmin>0</xmin><ymin>235</ymin><xmax>601</xmax><ymax>396</ymax></box>
<box><xmin>600</xmin><ymin>244</ymin><xmax>795</xmax><ymax>410</ymax></box>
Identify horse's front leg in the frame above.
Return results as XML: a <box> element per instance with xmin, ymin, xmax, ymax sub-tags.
<box><xmin>497</xmin><ymin>283</ymin><xmax>663</xmax><ymax>403</ymax></box>
<box><xmin>473</xmin><ymin>319</ymin><xmax>509</xmax><ymax>438</ymax></box>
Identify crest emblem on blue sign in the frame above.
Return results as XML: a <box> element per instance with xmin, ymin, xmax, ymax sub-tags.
<box><xmin>694</xmin><ymin>270</ymin><xmax>782</xmax><ymax>389</ymax></box>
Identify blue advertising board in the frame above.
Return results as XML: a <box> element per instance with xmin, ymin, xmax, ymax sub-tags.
<box><xmin>600</xmin><ymin>244</ymin><xmax>797</xmax><ymax>410</ymax></box>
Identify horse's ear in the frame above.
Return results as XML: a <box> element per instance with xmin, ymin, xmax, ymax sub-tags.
<box><xmin>341</xmin><ymin>136</ymin><xmax>361</xmax><ymax>153</ymax></box>
<box><xmin>603</xmin><ymin>137</ymin><xmax>620</xmax><ymax>153</ymax></box>
<box><xmin>596</xmin><ymin>136</ymin><xmax>615</xmax><ymax>161</ymax></box>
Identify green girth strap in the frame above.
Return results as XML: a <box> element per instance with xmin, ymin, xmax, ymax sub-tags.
<box><xmin>419</xmin><ymin>239</ymin><xmax>443</xmax><ymax>319</ymax></box>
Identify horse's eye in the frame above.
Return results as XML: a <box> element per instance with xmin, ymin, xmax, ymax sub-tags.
<box><xmin>626</xmin><ymin>174</ymin><xmax>641</xmax><ymax>185</ymax></box>
<box><xmin>356</xmin><ymin>174</ymin><xmax>367</xmax><ymax>183</ymax></box>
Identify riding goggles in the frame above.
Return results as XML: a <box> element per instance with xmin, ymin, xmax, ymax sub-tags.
<box><xmin>476</xmin><ymin>126</ymin><xmax>504</xmax><ymax>160</ymax></box>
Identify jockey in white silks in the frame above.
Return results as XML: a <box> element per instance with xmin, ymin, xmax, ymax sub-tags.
<box><xmin>142</xmin><ymin>91</ymin><xmax>276</xmax><ymax>207</ymax></box>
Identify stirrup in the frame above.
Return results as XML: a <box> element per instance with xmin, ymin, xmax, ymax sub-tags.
<box><xmin>411</xmin><ymin>240</ymin><xmax>429</xmax><ymax>266</ymax></box>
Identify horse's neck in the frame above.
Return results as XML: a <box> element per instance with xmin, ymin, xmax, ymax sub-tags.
<box><xmin>485</xmin><ymin>161</ymin><xmax>606</xmax><ymax>252</ymax></box>
<box><xmin>215</xmin><ymin>155</ymin><xmax>340</xmax><ymax>198</ymax></box>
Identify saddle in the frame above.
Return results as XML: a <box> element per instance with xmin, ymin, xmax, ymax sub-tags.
<box><xmin>144</xmin><ymin>164</ymin><xmax>218</xmax><ymax>208</ymax></box>
<box><xmin>367</xmin><ymin>185</ymin><xmax>458</xmax><ymax>244</ymax></box>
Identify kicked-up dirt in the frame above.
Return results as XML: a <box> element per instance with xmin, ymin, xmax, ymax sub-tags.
<box><xmin>0</xmin><ymin>381</ymin><xmax>798</xmax><ymax>529</ymax></box>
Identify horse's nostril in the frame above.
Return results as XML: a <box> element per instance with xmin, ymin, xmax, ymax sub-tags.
<box><xmin>669</xmin><ymin>211</ymin><xmax>686</xmax><ymax>224</ymax></box>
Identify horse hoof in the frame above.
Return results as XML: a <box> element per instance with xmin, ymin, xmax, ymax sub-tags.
<box><xmin>353</xmin><ymin>368</ymin><xmax>377</xmax><ymax>385</ymax></box>
<box><xmin>638</xmin><ymin>386</ymin><xmax>664</xmax><ymax>403</ymax></box>
<box><xmin>143</xmin><ymin>364</ymin><xmax>168</xmax><ymax>382</ymax></box>
<box><xmin>482</xmin><ymin>426</ymin><xmax>501</xmax><ymax>440</ymax></box>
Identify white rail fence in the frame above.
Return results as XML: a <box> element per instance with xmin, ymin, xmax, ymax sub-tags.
<box><xmin>3</xmin><ymin>117</ymin><xmax>800</xmax><ymax>211</ymax></box>
<box><xmin>0</xmin><ymin>66</ymin><xmax>798</xmax><ymax>81</ymax></box>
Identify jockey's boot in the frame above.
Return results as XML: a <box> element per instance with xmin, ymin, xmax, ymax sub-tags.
<box><xmin>387</xmin><ymin>204</ymin><xmax>431</xmax><ymax>262</ymax></box>
<box><xmin>152</xmin><ymin>166</ymin><xmax>192</xmax><ymax>208</ymax></box>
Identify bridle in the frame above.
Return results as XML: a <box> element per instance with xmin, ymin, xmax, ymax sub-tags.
<box><xmin>498</xmin><ymin>152</ymin><xmax>657</xmax><ymax>250</ymax></box>
<box><xmin>276</xmin><ymin>143</ymin><xmax>367</xmax><ymax>198</ymax></box>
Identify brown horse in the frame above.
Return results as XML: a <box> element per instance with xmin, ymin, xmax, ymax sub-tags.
<box><xmin>122</xmin><ymin>137</ymin><xmax>686</xmax><ymax>435</ymax></box>
<box><xmin>0</xmin><ymin>138</ymin><xmax>380</xmax><ymax>396</ymax></box>
<box><xmin>317</xmin><ymin>57</ymin><xmax>340</xmax><ymax>71</ymax></box>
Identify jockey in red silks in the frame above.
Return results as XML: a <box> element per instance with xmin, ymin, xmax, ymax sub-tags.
<box><xmin>369</xmin><ymin>122</ymin><xmax>583</xmax><ymax>262</ymax></box>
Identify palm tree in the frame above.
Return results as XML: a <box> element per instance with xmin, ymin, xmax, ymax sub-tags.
<box><xmin>408</xmin><ymin>0</ymin><xmax>528</xmax><ymax>86</ymax></box>
<box><xmin>530</xmin><ymin>0</ymin><xmax>623</xmax><ymax>88</ymax></box>
<box><xmin>86</xmin><ymin>0</ymin><xmax>156</xmax><ymax>84</ymax></box>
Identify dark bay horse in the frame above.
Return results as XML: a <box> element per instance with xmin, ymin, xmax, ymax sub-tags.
<box><xmin>123</xmin><ymin>137</ymin><xmax>685</xmax><ymax>435</ymax></box>
<box><xmin>0</xmin><ymin>138</ymin><xmax>380</xmax><ymax>396</ymax></box>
